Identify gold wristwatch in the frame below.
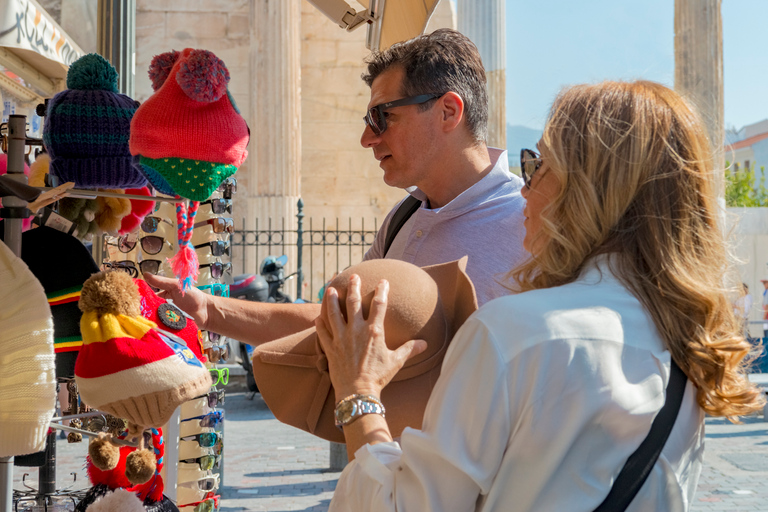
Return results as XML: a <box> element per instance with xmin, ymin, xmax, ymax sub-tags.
<box><xmin>334</xmin><ymin>394</ymin><xmax>386</xmax><ymax>429</ymax></box>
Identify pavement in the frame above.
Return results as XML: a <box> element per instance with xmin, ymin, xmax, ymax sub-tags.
<box><xmin>10</xmin><ymin>378</ymin><xmax>768</xmax><ymax>512</ymax></box>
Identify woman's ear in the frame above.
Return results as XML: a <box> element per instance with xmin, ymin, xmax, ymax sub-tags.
<box><xmin>438</xmin><ymin>91</ymin><xmax>465</xmax><ymax>133</ymax></box>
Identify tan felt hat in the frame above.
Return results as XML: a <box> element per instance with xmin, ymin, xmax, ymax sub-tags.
<box><xmin>252</xmin><ymin>257</ymin><xmax>478</xmax><ymax>442</ymax></box>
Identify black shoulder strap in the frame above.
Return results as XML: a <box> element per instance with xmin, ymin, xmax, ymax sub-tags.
<box><xmin>593</xmin><ymin>360</ymin><xmax>687</xmax><ymax>512</ymax></box>
<box><xmin>383</xmin><ymin>195</ymin><xmax>421</xmax><ymax>257</ymax></box>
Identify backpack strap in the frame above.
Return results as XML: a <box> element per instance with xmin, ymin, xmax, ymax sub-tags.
<box><xmin>383</xmin><ymin>195</ymin><xmax>421</xmax><ymax>257</ymax></box>
<box><xmin>593</xmin><ymin>360</ymin><xmax>687</xmax><ymax>512</ymax></box>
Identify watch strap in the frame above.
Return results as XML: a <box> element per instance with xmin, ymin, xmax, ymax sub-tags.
<box><xmin>334</xmin><ymin>394</ymin><xmax>386</xmax><ymax>428</ymax></box>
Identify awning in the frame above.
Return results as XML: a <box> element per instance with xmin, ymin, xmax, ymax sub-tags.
<box><xmin>358</xmin><ymin>0</ymin><xmax>441</xmax><ymax>50</ymax></box>
<box><xmin>0</xmin><ymin>0</ymin><xmax>84</xmax><ymax>98</ymax></box>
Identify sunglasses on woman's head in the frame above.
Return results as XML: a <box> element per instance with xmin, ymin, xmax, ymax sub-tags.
<box><xmin>520</xmin><ymin>148</ymin><xmax>543</xmax><ymax>189</ymax></box>
<box><xmin>200</xmin><ymin>198</ymin><xmax>233</xmax><ymax>215</ymax></box>
<box><xmin>193</xmin><ymin>217</ymin><xmax>234</xmax><ymax>234</ymax></box>
<box><xmin>200</xmin><ymin>262</ymin><xmax>232</xmax><ymax>279</ymax></box>
<box><xmin>194</xmin><ymin>240</ymin><xmax>230</xmax><ymax>257</ymax></box>
<box><xmin>364</xmin><ymin>93</ymin><xmax>443</xmax><ymax>136</ymax></box>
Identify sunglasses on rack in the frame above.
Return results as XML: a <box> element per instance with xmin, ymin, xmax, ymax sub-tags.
<box><xmin>179</xmin><ymin>475</ymin><xmax>220</xmax><ymax>492</ymax></box>
<box><xmin>182</xmin><ymin>411</ymin><xmax>225</xmax><ymax>429</ymax></box>
<box><xmin>209</xmin><ymin>368</ymin><xmax>229</xmax><ymax>386</ymax></box>
<box><xmin>104</xmin><ymin>261</ymin><xmax>139</xmax><ymax>278</ymax></box>
<box><xmin>520</xmin><ymin>148</ymin><xmax>544</xmax><ymax>189</ymax></box>
<box><xmin>108</xmin><ymin>237</ymin><xmax>138</xmax><ymax>254</ymax></box>
<box><xmin>197</xmin><ymin>284</ymin><xmax>229</xmax><ymax>297</ymax></box>
<box><xmin>364</xmin><ymin>93</ymin><xmax>443</xmax><ymax>136</ymax></box>
<box><xmin>193</xmin><ymin>217</ymin><xmax>233</xmax><ymax>234</ymax></box>
<box><xmin>179</xmin><ymin>455</ymin><xmax>220</xmax><ymax>471</ymax></box>
<box><xmin>179</xmin><ymin>495</ymin><xmax>219</xmax><ymax>512</ymax></box>
<box><xmin>199</xmin><ymin>262</ymin><xmax>232</xmax><ymax>279</ymax></box>
<box><xmin>115</xmin><ymin>235</ymin><xmax>171</xmax><ymax>255</ymax></box>
<box><xmin>181</xmin><ymin>431</ymin><xmax>223</xmax><ymax>448</ymax></box>
<box><xmin>194</xmin><ymin>389</ymin><xmax>226</xmax><ymax>409</ymax></box>
<box><xmin>217</xmin><ymin>177</ymin><xmax>237</xmax><ymax>198</ymax></box>
<box><xmin>205</xmin><ymin>344</ymin><xmax>230</xmax><ymax>363</ymax></box>
<box><xmin>141</xmin><ymin>216</ymin><xmax>174</xmax><ymax>234</ymax></box>
<box><xmin>200</xmin><ymin>198</ymin><xmax>233</xmax><ymax>215</ymax></box>
<box><xmin>194</xmin><ymin>240</ymin><xmax>230</xmax><ymax>257</ymax></box>
<box><xmin>203</xmin><ymin>331</ymin><xmax>225</xmax><ymax>345</ymax></box>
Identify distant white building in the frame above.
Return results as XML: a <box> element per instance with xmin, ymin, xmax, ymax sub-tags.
<box><xmin>726</xmin><ymin>119</ymin><xmax>768</xmax><ymax>175</ymax></box>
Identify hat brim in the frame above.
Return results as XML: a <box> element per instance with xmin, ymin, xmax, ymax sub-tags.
<box><xmin>251</xmin><ymin>257</ymin><xmax>477</xmax><ymax>442</ymax></box>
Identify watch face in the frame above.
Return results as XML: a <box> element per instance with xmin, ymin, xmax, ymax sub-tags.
<box><xmin>336</xmin><ymin>399</ymin><xmax>356</xmax><ymax>424</ymax></box>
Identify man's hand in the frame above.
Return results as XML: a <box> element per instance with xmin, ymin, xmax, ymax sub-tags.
<box><xmin>143</xmin><ymin>274</ymin><xmax>213</xmax><ymax>329</ymax></box>
<box><xmin>315</xmin><ymin>274</ymin><xmax>426</xmax><ymax>402</ymax></box>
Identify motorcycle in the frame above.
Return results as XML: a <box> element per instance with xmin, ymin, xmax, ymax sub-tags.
<box><xmin>229</xmin><ymin>255</ymin><xmax>299</xmax><ymax>397</ymax></box>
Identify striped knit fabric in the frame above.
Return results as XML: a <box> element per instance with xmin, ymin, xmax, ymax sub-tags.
<box><xmin>48</xmin><ymin>285</ymin><xmax>84</xmax><ymax>353</ymax></box>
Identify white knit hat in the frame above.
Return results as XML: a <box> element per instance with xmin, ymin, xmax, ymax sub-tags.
<box><xmin>0</xmin><ymin>241</ymin><xmax>56</xmax><ymax>457</ymax></box>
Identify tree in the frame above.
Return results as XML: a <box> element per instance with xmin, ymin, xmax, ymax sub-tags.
<box><xmin>725</xmin><ymin>162</ymin><xmax>768</xmax><ymax>207</ymax></box>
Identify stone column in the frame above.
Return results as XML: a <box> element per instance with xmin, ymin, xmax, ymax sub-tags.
<box><xmin>245</xmin><ymin>0</ymin><xmax>302</xmax><ymax>278</ymax></box>
<box><xmin>674</xmin><ymin>0</ymin><xmax>724</xmax><ymax>198</ymax></box>
<box><xmin>457</xmin><ymin>0</ymin><xmax>506</xmax><ymax>149</ymax></box>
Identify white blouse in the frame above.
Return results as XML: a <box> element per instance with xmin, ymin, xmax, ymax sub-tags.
<box><xmin>330</xmin><ymin>259</ymin><xmax>705</xmax><ymax>512</ymax></box>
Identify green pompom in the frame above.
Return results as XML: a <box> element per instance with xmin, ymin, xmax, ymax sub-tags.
<box><xmin>66</xmin><ymin>54</ymin><xmax>119</xmax><ymax>92</ymax></box>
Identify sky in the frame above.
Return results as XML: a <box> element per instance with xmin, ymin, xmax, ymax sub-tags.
<box><xmin>503</xmin><ymin>0</ymin><xmax>768</xmax><ymax>132</ymax></box>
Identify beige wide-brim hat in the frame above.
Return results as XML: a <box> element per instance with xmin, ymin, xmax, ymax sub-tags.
<box><xmin>252</xmin><ymin>257</ymin><xmax>478</xmax><ymax>443</ymax></box>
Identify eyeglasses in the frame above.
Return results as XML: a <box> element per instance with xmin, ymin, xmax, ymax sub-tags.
<box><xmin>217</xmin><ymin>177</ymin><xmax>237</xmax><ymax>199</ymax></box>
<box><xmin>115</xmin><ymin>235</ymin><xmax>171</xmax><ymax>255</ymax></box>
<box><xmin>200</xmin><ymin>262</ymin><xmax>232</xmax><ymax>279</ymax></box>
<box><xmin>198</xmin><ymin>283</ymin><xmax>229</xmax><ymax>297</ymax></box>
<box><xmin>209</xmin><ymin>368</ymin><xmax>229</xmax><ymax>386</ymax></box>
<box><xmin>104</xmin><ymin>261</ymin><xmax>139</xmax><ymax>278</ymax></box>
<box><xmin>179</xmin><ymin>495</ymin><xmax>219</xmax><ymax>512</ymax></box>
<box><xmin>108</xmin><ymin>237</ymin><xmax>138</xmax><ymax>254</ymax></box>
<box><xmin>141</xmin><ymin>216</ymin><xmax>174</xmax><ymax>233</ymax></box>
<box><xmin>520</xmin><ymin>148</ymin><xmax>544</xmax><ymax>189</ymax></box>
<box><xmin>182</xmin><ymin>411</ymin><xmax>225</xmax><ymax>428</ymax></box>
<box><xmin>194</xmin><ymin>241</ymin><xmax>230</xmax><ymax>257</ymax></box>
<box><xmin>179</xmin><ymin>475</ymin><xmax>220</xmax><ymax>492</ymax></box>
<box><xmin>205</xmin><ymin>344</ymin><xmax>230</xmax><ymax>363</ymax></box>
<box><xmin>364</xmin><ymin>93</ymin><xmax>442</xmax><ymax>136</ymax></box>
<box><xmin>200</xmin><ymin>198</ymin><xmax>233</xmax><ymax>215</ymax></box>
<box><xmin>194</xmin><ymin>389</ymin><xmax>226</xmax><ymax>409</ymax></box>
<box><xmin>179</xmin><ymin>455</ymin><xmax>220</xmax><ymax>471</ymax></box>
<box><xmin>137</xmin><ymin>259</ymin><xmax>162</xmax><ymax>276</ymax></box>
<box><xmin>193</xmin><ymin>218</ymin><xmax>233</xmax><ymax>234</ymax></box>
<box><xmin>181</xmin><ymin>431</ymin><xmax>223</xmax><ymax>448</ymax></box>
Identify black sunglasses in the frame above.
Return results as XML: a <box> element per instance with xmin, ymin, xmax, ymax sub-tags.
<box><xmin>194</xmin><ymin>240</ymin><xmax>230</xmax><ymax>257</ymax></box>
<box><xmin>520</xmin><ymin>148</ymin><xmax>544</xmax><ymax>189</ymax></box>
<box><xmin>217</xmin><ymin>177</ymin><xmax>237</xmax><ymax>199</ymax></box>
<box><xmin>114</xmin><ymin>235</ymin><xmax>170</xmax><ymax>255</ymax></box>
<box><xmin>200</xmin><ymin>262</ymin><xmax>232</xmax><ymax>279</ymax></box>
<box><xmin>104</xmin><ymin>259</ymin><xmax>161</xmax><ymax>277</ymax></box>
<box><xmin>200</xmin><ymin>198</ymin><xmax>233</xmax><ymax>215</ymax></box>
<box><xmin>364</xmin><ymin>93</ymin><xmax>442</xmax><ymax>136</ymax></box>
<box><xmin>193</xmin><ymin>218</ymin><xmax>234</xmax><ymax>234</ymax></box>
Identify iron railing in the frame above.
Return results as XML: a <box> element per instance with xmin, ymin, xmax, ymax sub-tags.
<box><xmin>231</xmin><ymin>199</ymin><xmax>379</xmax><ymax>302</ymax></box>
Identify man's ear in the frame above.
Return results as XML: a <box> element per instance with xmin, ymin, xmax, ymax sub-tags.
<box><xmin>438</xmin><ymin>91</ymin><xmax>465</xmax><ymax>133</ymax></box>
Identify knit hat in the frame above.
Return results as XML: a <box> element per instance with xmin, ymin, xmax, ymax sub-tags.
<box><xmin>134</xmin><ymin>278</ymin><xmax>205</xmax><ymax>362</ymax></box>
<box><xmin>44</xmin><ymin>53</ymin><xmax>147</xmax><ymax>189</ymax></box>
<box><xmin>75</xmin><ymin>272</ymin><xmax>212</xmax><ymax>429</ymax></box>
<box><xmin>251</xmin><ymin>257</ymin><xmax>478</xmax><ymax>443</ymax></box>
<box><xmin>129</xmin><ymin>48</ymin><xmax>249</xmax><ymax>202</ymax></box>
<box><xmin>0</xmin><ymin>224</ymin><xmax>100</xmax><ymax>379</ymax></box>
<box><xmin>0</xmin><ymin>240</ymin><xmax>56</xmax><ymax>457</ymax></box>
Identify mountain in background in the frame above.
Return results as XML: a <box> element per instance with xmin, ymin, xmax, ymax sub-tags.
<box><xmin>507</xmin><ymin>124</ymin><xmax>543</xmax><ymax>169</ymax></box>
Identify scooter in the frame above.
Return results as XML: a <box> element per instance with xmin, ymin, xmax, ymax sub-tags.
<box><xmin>230</xmin><ymin>255</ymin><xmax>299</xmax><ymax>397</ymax></box>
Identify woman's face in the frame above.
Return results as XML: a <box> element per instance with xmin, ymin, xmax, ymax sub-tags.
<box><xmin>521</xmin><ymin>147</ymin><xmax>560</xmax><ymax>255</ymax></box>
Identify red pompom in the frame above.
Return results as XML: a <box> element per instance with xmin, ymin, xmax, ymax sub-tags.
<box><xmin>148</xmin><ymin>50</ymin><xmax>180</xmax><ymax>91</ymax></box>
<box><xmin>176</xmin><ymin>49</ymin><xmax>230</xmax><ymax>102</ymax></box>
<box><xmin>119</xmin><ymin>187</ymin><xmax>155</xmax><ymax>235</ymax></box>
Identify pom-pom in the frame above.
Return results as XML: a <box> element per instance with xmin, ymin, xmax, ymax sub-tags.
<box><xmin>29</xmin><ymin>154</ymin><xmax>50</xmax><ymax>187</ymax></box>
<box><xmin>88</xmin><ymin>434</ymin><xmax>120</xmax><ymax>471</ymax></box>
<box><xmin>87</xmin><ymin>445</ymin><xmax>133</xmax><ymax>489</ymax></box>
<box><xmin>176</xmin><ymin>49</ymin><xmax>230</xmax><ymax>102</ymax></box>
<box><xmin>132</xmin><ymin>428</ymin><xmax>165</xmax><ymax>503</ymax></box>
<box><xmin>66</xmin><ymin>54</ymin><xmax>119</xmax><ymax>93</ymax></box>
<box><xmin>79</xmin><ymin>271</ymin><xmax>142</xmax><ymax>317</ymax></box>
<box><xmin>85</xmin><ymin>488</ymin><xmax>145</xmax><ymax>512</ymax></box>
<box><xmin>148</xmin><ymin>50</ymin><xmax>180</xmax><ymax>91</ymax></box>
<box><xmin>169</xmin><ymin>244</ymin><xmax>199</xmax><ymax>293</ymax></box>
<box><xmin>125</xmin><ymin>449</ymin><xmax>156</xmax><ymax>485</ymax></box>
<box><xmin>119</xmin><ymin>187</ymin><xmax>155</xmax><ymax>235</ymax></box>
<box><xmin>95</xmin><ymin>191</ymin><xmax>132</xmax><ymax>236</ymax></box>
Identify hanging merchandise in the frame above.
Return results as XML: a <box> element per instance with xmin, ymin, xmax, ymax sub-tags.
<box><xmin>94</xmin><ymin>190</ymin><xmax>133</xmax><ymax>236</ymax></box>
<box><xmin>0</xmin><ymin>240</ymin><xmax>56</xmax><ymax>457</ymax></box>
<box><xmin>130</xmin><ymin>48</ymin><xmax>249</xmax><ymax>292</ymax></box>
<box><xmin>119</xmin><ymin>187</ymin><xmax>156</xmax><ymax>235</ymax></box>
<box><xmin>43</xmin><ymin>53</ymin><xmax>147</xmax><ymax>189</ymax></box>
<box><xmin>74</xmin><ymin>271</ymin><xmax>212</xmax><ymax>484</ymax></box>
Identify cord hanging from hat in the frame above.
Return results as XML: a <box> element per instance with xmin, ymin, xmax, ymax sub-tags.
<box><xmin>168</xmin><ymin>197</ymin><xmax>200</xmax><ymax>293</ymax></box>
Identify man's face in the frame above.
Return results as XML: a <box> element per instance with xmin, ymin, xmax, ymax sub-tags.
<box><xmin>360</xmin><ymin>68</ymin><xmax>439</xmax><ymax>190</ymax></box>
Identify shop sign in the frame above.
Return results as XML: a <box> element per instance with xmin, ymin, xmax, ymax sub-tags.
<box><xmin>0</xmin><ymin>0</ymin><xmax>82</xmax><ymax>67</ymax></box>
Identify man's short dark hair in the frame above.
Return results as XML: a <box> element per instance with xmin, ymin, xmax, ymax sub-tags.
<box><xmin>362</xmin><ymin>29</ymin><xmax>488</xmax><ymax>143</ymax></box>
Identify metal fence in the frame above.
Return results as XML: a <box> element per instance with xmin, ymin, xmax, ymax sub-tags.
<box><xmin>231</xmin><ymin>199</ymin><xmax>379</xmax><ymax>302</ymax></box>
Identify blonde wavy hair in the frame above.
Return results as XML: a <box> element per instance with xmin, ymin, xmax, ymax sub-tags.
<box><xmin>511</xmin><ymin>80</ymin><xmax>764</xmax><ymax>418</ymax></box>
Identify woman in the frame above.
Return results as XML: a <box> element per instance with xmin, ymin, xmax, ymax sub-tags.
<box><xmin>316</xmin><ymin>81</ymin><xmax>764</xmax><ymax>512</ymax></box>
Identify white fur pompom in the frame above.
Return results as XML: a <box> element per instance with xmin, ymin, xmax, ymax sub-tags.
<box><xmin>86</xmin><ymin>488</ymin><xmax>145</xmax><ymax>512</ymax></box>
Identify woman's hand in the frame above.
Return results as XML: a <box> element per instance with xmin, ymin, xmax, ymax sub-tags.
<box><xmin>316</xmin><ymin>274</ymin><xmax>427</xmax><ymax>402</ymax></box>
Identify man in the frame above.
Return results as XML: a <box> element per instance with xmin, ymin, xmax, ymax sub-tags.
<box><xmin>146</xmin><ymin>29</ymin><xmax>527</xmax><ymax>342</ymax></box>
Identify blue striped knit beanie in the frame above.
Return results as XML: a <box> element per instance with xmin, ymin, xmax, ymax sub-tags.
<box><xmin>43</xmin><ymin>54</ymin><xmax>147</xmax><ymax>189</ymax></box>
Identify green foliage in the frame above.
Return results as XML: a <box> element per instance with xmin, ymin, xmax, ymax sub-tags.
<box><xmin>725</xmin><ymin>162</ymin><xmax>768</xmax><ymax>207</ymax></box>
